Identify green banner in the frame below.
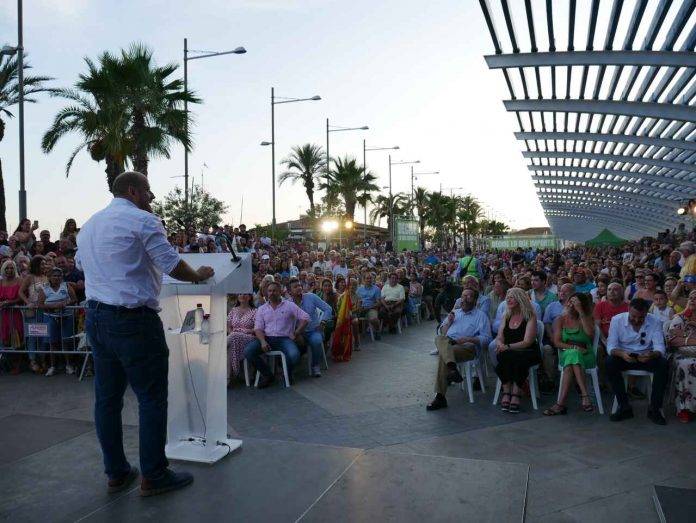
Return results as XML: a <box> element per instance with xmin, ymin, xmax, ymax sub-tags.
<box><xmin>394</xmin><ymin>218</ymin><xmax>420</xmax><ymax>251</ymax></box>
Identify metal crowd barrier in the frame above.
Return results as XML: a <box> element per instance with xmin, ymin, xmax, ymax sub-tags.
<box><xmin>0</xmin><ymin>305</ymin><xmax>92</xmax><ymax>381</ymax></box>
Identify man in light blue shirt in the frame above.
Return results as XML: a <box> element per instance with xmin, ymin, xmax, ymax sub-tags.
<box><xmin>427</xmin><ymin>288</ymin><xmax>491</xmax><ymax>411</ymax></box>
<box><xmin>606</xmin><ymin>298</ymin><xmax>668</xmax><ymax>425</ymax></box>
<box><xmin>356</xmin><ymin>273</ymin><xmax>382</xmax><ymax>340</ymax></box>
<box><xmin>288</xmin><ymin>278</ymin><xmax>333</xmax><ymax>377</ymax></box>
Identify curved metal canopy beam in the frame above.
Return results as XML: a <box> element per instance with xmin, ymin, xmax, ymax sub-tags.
<box><xmin>544</xmin><ymin>212</ymin><xmax>653</xmax><ymax>236</ymax></box>
<box><xmin>545</xmin><ymin>218</ymin><xmax>643</xmax><ymax>241</ymax></box>
<box><xmin>504</xmin><ymin>99</ymin><xmax>696</xmax><ymax>124</ymax></box>
<box><xmin>514</xmin><ymin>132</ymin><xmax>696</xmax><ymax>152</ymax></box>
<box><xmin>523</xmin><ymin>150</ymin><xmax>696</xmax><ymax>175</ymax></box>
<box><xmin>541</xmin><ymin>203</ymin><xmax>676</xmax><ymax>230</ymax></box>
<box><xmin>532</xmin><ymin>174</ymin><xmax>694</xmax><ymax>200</ymax></box>
<box><xmin>533</xmin><ymin>182</ymin><xmax>679</xmax><ymax>208</ymax></box>
<box><xmin>485</xmin><ymin>50</ymin><xmax>696</xmax><ymax>68</ymax></box>
<box><xmin>528</xmin><ymin>164</ymin><xmax>696</xmax><ymax>193</ymax></box>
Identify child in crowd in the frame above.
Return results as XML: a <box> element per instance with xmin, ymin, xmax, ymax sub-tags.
<box><xmin>650</xmin><ymin>289</ymin><xmax>674</xmax><ymax>332</ymax></box>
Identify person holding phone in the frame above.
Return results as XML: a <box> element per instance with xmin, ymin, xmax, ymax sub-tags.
<box><xmin>13</xmin><ymin>218</ymin><xmax>37</xmax><ymax>252</ymax></box>
<box><xmin>606</xmin><ymin>297</ymin><xmax>668</xmax><ymax>425</ymax></box>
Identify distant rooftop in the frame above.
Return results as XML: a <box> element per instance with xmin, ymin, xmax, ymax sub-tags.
<box><xmin>509</xmin><ymin>227</ymin><xmax>552</xmax><ymax>237</ymax></box>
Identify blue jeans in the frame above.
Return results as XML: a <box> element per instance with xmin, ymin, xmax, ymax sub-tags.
<box><xmin>86</xmin><ymin>305</ymin><xmax>169</xmax><ymax>481</ymax></box>
<box><xmin>244</xmin><ymin>336</ymin><xmax>300</xmax><ymax>377</ymax></box>
<box><xmin>302</xmin><ymin>330</ymin><xmax>324</xmax><ymax>368</ymax></box>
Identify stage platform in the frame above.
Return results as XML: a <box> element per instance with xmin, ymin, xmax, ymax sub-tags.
<box><xmin>1</xmin><ymin>321</ymin><xmax>695</xmax><ymax>521</ymax></box>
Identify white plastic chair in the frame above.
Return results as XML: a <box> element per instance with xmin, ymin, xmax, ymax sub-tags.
<box><xmin>611</xmin><ymin>370</ymin><xmax>654</xmax><ymax>414</ymax></box>
<box><xmin>253</xmin><ymin>351</ymin><xmax>291</xmax><ymax>388</ymax></box>
<box><xmin>457</xmin><ymin>357</ymin><xmax>487</xmax><ymax>403</ymax></box>
<box><xmin>557</xmin><ymin>326</ymin><xmax>604</xmax><ymax>414</ymax></box>
<box><xmin>305</xmin><ymin>309</ymin><xmax>329</xmax><ymax>372</ymax></box>
<box><xmin>493</xmin><ymin>320</ymin><xmax>544</xmax><ymax>410</ymax></box>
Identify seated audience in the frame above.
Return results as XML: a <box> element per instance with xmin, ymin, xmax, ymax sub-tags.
<box><xmin>288</xmin><ymin>278</ymin><xmax>333</xmax><ymax>375</ymax></box>
<box><xmin>244</xmin><ymin>281</ymin><xmax>309</xmax><ymax>388</ymax></box>
<box><xmin>357</xmin><ymin>273</ymin><xmax>382</xmax><ymax>341</ymax></box>
<box><xmin>379</xmin><ymin>272</ymin><xmax>405</xmax><ymax>333</ymax></box>
<box><xmin>426</xmin><ymin>288</ymin><xmax>491</xmax><ymax>411</ymax></box>
<box><xmin>666</xmin><ymin>289</ymin><xmax>696</xmax><ymax>423</ymax></box>
<box><xmin>544</xmin><ymin>293</ymin><xmax>596</xmax><ymax>415</ymax></box>
<box><xmin>226</xmin><ymin>294</ymin><xmax>256</xmax><ymax>386</ymax></box>
<box><xmin>606</xmin><ymin>298</ymin><xmax>668</xmax><ymax>425</ymax></box>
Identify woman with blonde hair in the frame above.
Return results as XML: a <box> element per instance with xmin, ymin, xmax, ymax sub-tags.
<box><xmin>494</xmin><ymin>287</ymin><xmax>540</xmax><ymax>413</ymax></box>
<box><xmin>0</xmin><ymin>260</ymin><xmax>25</xmax><ymax>373</ymax></box>
<box><xmin>254</xmin><ymin>274</ymin><xmax>275</xmax><ymax>307</ymax></box>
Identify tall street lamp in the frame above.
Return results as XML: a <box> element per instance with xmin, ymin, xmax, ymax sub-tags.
<box><xmin>410</xmin><ymin>169</ymin><xmax>439</xmax><ymax>206</ymax></box>
<box><xmin>325</xmin><ymin>119</ymin><xmax>368</xmax><ymax>174</ymax></box>
<box><xmin>2</xmin><ymin>0</ymin><xmax>25</xmax><ymax>221</ymax></box>
<box><xmin>440</xmin><ymin>185</ymin><xmax>464</xmax><ymax>196</ymax></box>
<box><xmin>362</xmin><ymin>142</ymin><xmax>399</xmax><ymax>240</ymax></box>
<box><xmin>184</xmin><ymin>39</ymin><xmax>246</xmax><ymax>205</ymax></box>
<box><xmin>261</xmin><ymin>89</ymin><xmax>321</xmax><ymax>239</ymax></box>
<box><xmin>388</xmin><ymin>157</ymin><xmax>419</xmax><ymax>245</ymax></box>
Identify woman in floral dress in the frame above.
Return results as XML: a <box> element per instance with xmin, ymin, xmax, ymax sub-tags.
<box><xmin>666</xmin><ymin>289</ymin><xmax>696</xmax><ymax>423</ymax></box>
<box><xmin>227</xmin><ymin>294</ymin><xmax>256</xmax><ymax>386</ymax></box>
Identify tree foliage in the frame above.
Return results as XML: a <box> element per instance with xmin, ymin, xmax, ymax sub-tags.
<box><xmin>280</xmin><ymin>143</ymin><xmax>326</xmax><ymax>216</ymax></box>
<box><xmin>152</xmin><ymin>185</ymin><xmax>228</xmax><ymax>232</ymax></box>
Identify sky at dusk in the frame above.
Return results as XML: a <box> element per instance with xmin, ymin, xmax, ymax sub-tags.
<box><xmin>0</xmin><ymin>0</ymin><xmax>548</xmax><ymax>235</ymax></box>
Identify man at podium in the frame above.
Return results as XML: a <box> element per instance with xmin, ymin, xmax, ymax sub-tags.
<box><xmin>77</xmin><ymin>172</ymin><xmax>215</xmax><ymax>498</ymax></box>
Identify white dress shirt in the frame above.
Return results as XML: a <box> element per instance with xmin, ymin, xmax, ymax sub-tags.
<box><xmin>606</xmin><ymin>312</ymin><xmax>666</xmax><ymax>355</ymax></box>
<box><xmin>76</xmin><ymin>198</ymin><xmax>180</xmax><ymax>309</ymax></box>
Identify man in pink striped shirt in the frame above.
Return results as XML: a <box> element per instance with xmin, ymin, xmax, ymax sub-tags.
<box><xmin>244</xmin><ymin>281</ymin><xmax>309</xmax><ymax>388</ymax></box>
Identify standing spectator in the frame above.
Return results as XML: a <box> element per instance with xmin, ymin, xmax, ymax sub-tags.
<box><xmin>226</xmin><ymin>294</ymin><xmax>256</xmax><ymax>386</ymax></box>
<box><xmin>60</xmin><ymin>218</ymin><xmax>79</xmax><ymax>241</ymax></box>
<box><xmin>39</xmin><ymin>230</ymin><xmax>58</xmax><ymax>254</ymax></box>
<box><xmin>38</xmin><ymin>268</ymin><xmax>77</xmax><ymax>377</ymax></box>
<box><xmin>19</xmin><ymin>256</ymin><xmax>48</xmax><ymax>373</ymax></box>
<box><xmin>606</xmin><ymin>298</ymin><xmax>668</xmax><ymax>425</ymax></box>
<box><xmin>379</xmin><ymin>273</ymin><xmax>405</xmax><ymax>334</ymax></box>
<box><xmin>14</xmin><ymin>218</ymin><xmax>38</xmax><ymax>252</ymax></box>
<box><xmin>0</xmin><ymin>260</ymin><xmax>25</xmax><ymax>374</ymax></box>
<box><xmin>244</xmin><ymin>281</ymin><xmax>309</xmax><ymax>388</ymax></box>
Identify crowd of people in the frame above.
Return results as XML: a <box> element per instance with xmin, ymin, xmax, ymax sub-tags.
<box><xmin>2</xmin><ymin>214</ymin><xmax>696</xmax><ymax>426</ymax></box>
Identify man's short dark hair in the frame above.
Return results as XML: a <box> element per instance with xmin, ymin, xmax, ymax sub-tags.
<box><xmin>462</xmin><ymin>287</ymin><xmax>479</xmax><ymax>302</ymax></box>
<box><xmin>629</xmin><ymin>297</ymin><xmax>650</xmax><ymax>313</ymax></box>
<box><xmin>531</xmin><ymin>270</ymin><xmax>547</xmax><ymax>282</ymax></box>
<box><xmin>112</xmin><ymin>171</ymin><xmax>147</xmax><ymax>196</ymax></box>
<box><xmin>266</xmin><ymin>281</ymin><xmax>281</xmax><ymax>290</ymax></box>
<box><xmin>288</xmin><ymin>277</ymin><xmax>300</xmax><ymax>287</ymax></box>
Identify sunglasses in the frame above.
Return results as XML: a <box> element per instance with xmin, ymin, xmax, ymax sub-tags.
<box><xmin>639</xmin><ymin>331</ymin><xmax>647</xmax><ymax>345</ymax></box>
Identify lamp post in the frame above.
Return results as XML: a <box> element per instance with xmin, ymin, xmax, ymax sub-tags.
<box><xmin>363</xmin><ymin>142</ymin><xmax>399</xmax><ymax>241</ymax></box>
<box><xmin>184</xmin><ymin>39</ymin><xmax>246</xmax><ymax>205</ymax></box>
<box><xmin>388</xmin><ymin>157</ymin><xmax>419</xmax><ymax>245</ymax></box>
<box><xmin>261</xmin><ymin>89</ymin><xmax>321</xmax><ymax>239</ymax></box>
<box><xmin>2</xmin><ymin>1</ymin><xmax>25</xmax><ymax>220</ymax></box>
<box><xmin>410</xmin><ymin>168</ymin><xmax>439</xmax><ymax>207</ymax></box>
<box><xmin>440</xmin><ymin>184</ymin><xmax>464</xmax><ymax>196</ymax></box>
<box><xmin>325</xmin><ymin>119</ymin><xmax>368</xmax><ymax>174</ymax></box>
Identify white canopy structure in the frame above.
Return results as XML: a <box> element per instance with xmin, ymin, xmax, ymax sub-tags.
<box><xmin>478</xmin><ymin>0</ymin><xmax>696</xmax><ymax>241</ymax></box>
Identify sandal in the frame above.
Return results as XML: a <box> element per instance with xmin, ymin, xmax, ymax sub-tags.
<box><xmin>580</xmin><ymin>395</ymin><xmax>594</xmax><ymax>413</ymax></box>
<box><xmin>500</xmin><ymin>392</ymin><xmax>511</xmax><ymax>412</ymax></box>
<box><xmin>543</xmin><ymin>403</ymin><xmax>568</xmax><ymax>416</ymax></box>
<box><xmin>509</xmin><ymin>393</ymin><xmax>521</xmax><ymax>414</ymax></box>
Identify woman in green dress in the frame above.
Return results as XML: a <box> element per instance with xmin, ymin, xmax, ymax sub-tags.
<box><xmin>544</xmin><ymin>292</ymin><xmax>596</xmax><ymax>415</ymax></box>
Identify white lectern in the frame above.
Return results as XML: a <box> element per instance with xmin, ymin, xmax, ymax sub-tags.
<box><xmin>159</xmin><ymin>252</ymin><xmax>252</xmax><ymax>463</ymax></box>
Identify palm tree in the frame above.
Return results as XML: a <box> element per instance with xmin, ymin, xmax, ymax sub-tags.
<box><xmin>369</xmin><ymin>192</ymin><xmax>410</xmax><ymax>226</ymax></box>
<box><xmin>479</xmin><ymin>219</ymin><xmax>509</xmax><ymax>237</ymax></box>
<box><xmin>321</xmin><ymin>156</ymin><xmax>378</xmax><ymax>220</ymax></box>
<box><xmin>457</xmin><ymin>195</ymin><xmax>484</xmax><ymax>248</ymax></box>
<box><xmin>0</xmin><ymin>54</ymin><xmax>53</xmax><ymax>231</ymax></box>
<box><xmin>413</xmin><ymin>187</ymin><xmax>431</xmax><ymax>242</ymax></box>
<box><xmin>426</xmin><ymin>192</ymin><xmax>458</xmax><ymax>248</ymax></box>
<box><xmin>114</xmin><ymin>44</ymin><xmax>199</xmax><ymax>176</ymax></box>
<box><xmin>44</xmin><ymin>43</ymin><xmax>199</xmax><ymax>191</ymax></box>
<box><xmin>280</xmin><ymin>143</ymin><xmax>326</xmax><ymax>216</ymax></box>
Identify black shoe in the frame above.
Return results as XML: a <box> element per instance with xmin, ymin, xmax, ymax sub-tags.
<box><xmin>446</xmin><ymin>366</ymin><xmax>463</xmax><ymax>384</ymax></box>
<box><xmin>257</xmin><ymin>374</ymin><xmax>276</xmax><ymax>389</ymax></box>
<box><xmin>647</xmin><ymin>408</ymin><xmax>667</xmax><ymax>426</ymax></box>
<box><xmin>140</xmin><ymin>469</ymin><xmax>193</xmax><ymax>497</ymax></box>
<box><xmin>426</xmin><ymin>394</ymin><xmax>448</xmax><ymax>411</ymax></box>
<box><xmin>108</xmin><ymin>466</ymin><xmax>139</xmax><ymax>493</ymax></box>
<box><xmin>610</xmin><ymin>407</ymin><xmax>634</xmax><ymax>422</ymax></box>
<box><xmin>472</xmin><ymin>377</ymin><xmax>482</xmax><ymax>391</ymax></box>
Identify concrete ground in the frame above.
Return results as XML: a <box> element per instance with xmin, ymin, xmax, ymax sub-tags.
<box><xmin>1</xmin><ymin>321</ymin><xmax>694</xmax><ymax>522</ymax></box>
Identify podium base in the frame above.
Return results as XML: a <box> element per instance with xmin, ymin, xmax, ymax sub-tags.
<box><xmin>166</xmin><ymin>438</ymin><xmax>242</xmax><ymax>464</ymax></box>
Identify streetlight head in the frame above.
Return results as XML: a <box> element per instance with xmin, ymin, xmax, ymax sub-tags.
<box><xmin>415</xmin><ymin>160</ymin><xmax>421</xmax><ymax>164</ymax></box>
<box><xmin>311</xmin><ymin>95</ymin><xmax>321</xmax><ymax>101</ymax></box>
<box><xmin>393</xmin><ymin>146</ymin><xmax>400</xmax><ymax>150</ymax></box>
<box><xmin>260</xmin><ymin>141</ymin><xmax>272</xmax><ymax>146</ymax></box>
<box><xmin>344</xmin><ymin>220</ymin><xmax>353</xmax><ymax>230</ymax></box>
<box><xmin>233</xmin><ymin>47</ymin><xmax>247</xmax><ymax>54</ymax></box>
<box><xmin>321</xmin><ymin>220</ymin><xmax>338</xmax><ymax>233</ymax></box>
<box><xmin>360</xmin><ymin>126</ymin><xmax>369</xmax><ymax>130</ymax></box>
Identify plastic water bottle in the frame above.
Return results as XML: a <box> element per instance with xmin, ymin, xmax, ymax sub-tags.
<box><xmin>200</xmin><ymin>314</ymin><xmax>210</xmax><ymax>344</ymax></box>
<box><xmin>194</xmin><ymin>304</ymin><xmax>204</xmax><ymax>331</ymax></box>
